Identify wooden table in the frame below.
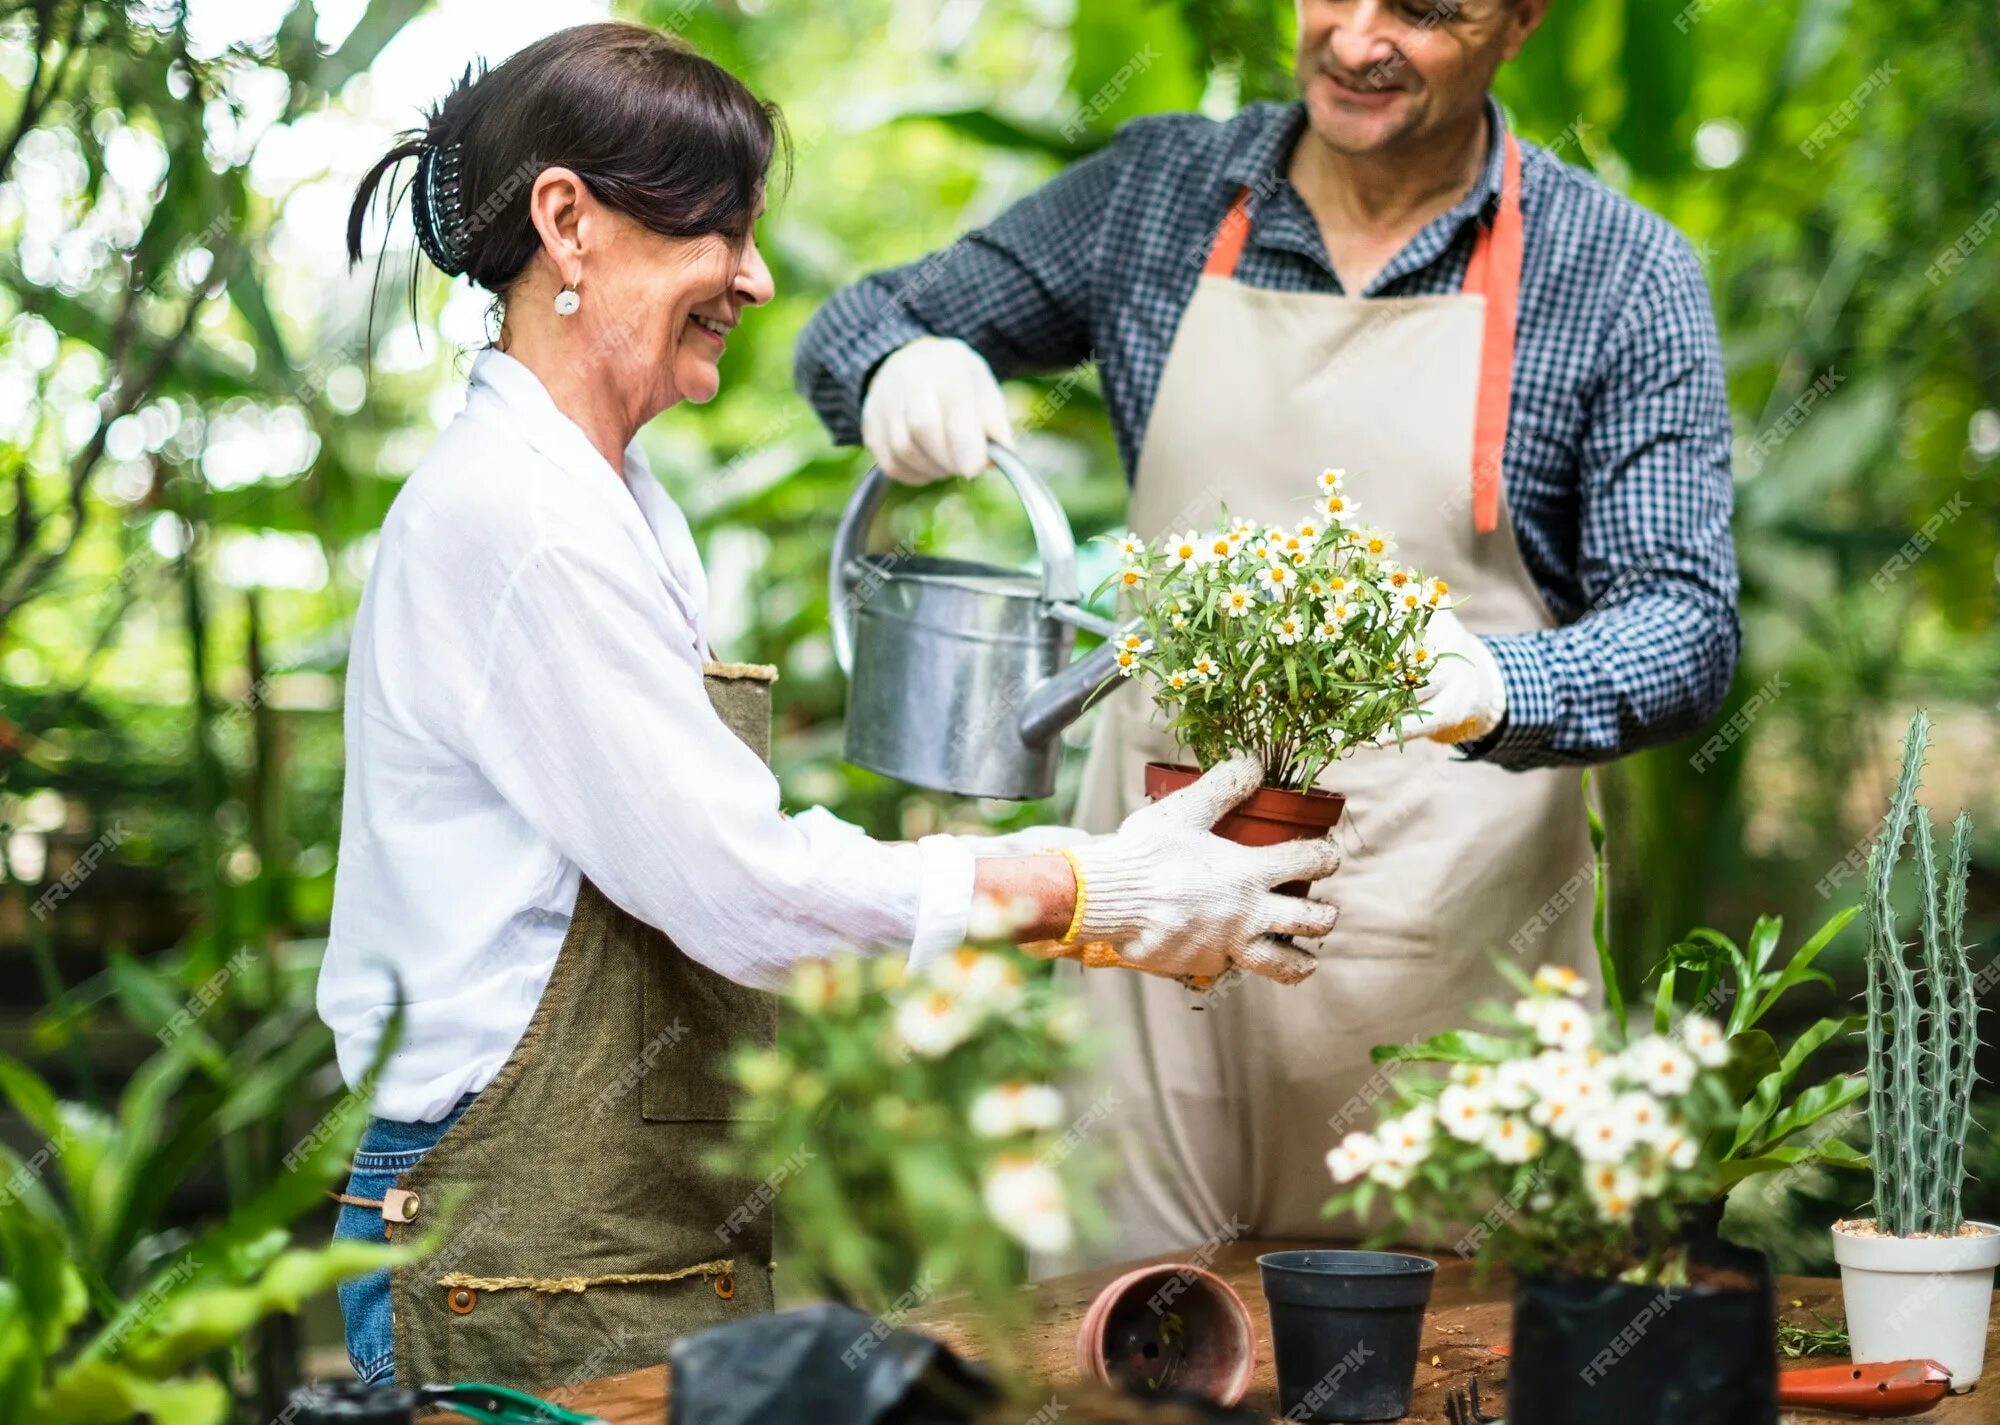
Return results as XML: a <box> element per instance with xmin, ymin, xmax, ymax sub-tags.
<box><xmin>477</xmin><ymin>1240</ymin><xmax>1999</xmax><ymax>1423</ymax></box>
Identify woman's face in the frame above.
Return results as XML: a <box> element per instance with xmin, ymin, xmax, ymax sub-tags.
<box><xmin>585</xmin><ymin>198</ymin><xmax>774</xmax><ymax>412</ymax></box>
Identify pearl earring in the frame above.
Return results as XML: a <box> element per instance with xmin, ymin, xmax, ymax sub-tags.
<box><xmin>553</xmin><ymin>286</ymin><xmax>581</xmax><ymax>317</ymax></box>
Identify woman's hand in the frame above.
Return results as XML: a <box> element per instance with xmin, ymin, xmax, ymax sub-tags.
<box><xmin>1065</xmin><ymin>754</ymin><xmax>1338</xmax><ymax>984</ymax></box>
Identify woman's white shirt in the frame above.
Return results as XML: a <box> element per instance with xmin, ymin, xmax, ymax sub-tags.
<box><xmin>319</xmin><ymin>349</ymin><xmax>976</xmax><ymax>1121</ymax></box>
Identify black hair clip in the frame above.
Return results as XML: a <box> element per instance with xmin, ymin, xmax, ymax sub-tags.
<box><xmin>412</xmin><ymin>139</ymin><xmax>470</xmax><ymax>276</ymax></box>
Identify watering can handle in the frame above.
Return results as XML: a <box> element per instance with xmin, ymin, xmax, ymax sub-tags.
<box><xmin>828</xmin><ymin>441</ymin><xmax>1082</xmax><ymax>673</ymax></box>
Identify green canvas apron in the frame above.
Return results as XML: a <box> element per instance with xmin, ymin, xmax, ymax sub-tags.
<box><xmin>382</xmin><ymin>663</ymin><xmax>780</xmax><ymax>1392</ymax></box>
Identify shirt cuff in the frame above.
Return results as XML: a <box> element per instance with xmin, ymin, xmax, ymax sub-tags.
<box><xmin>1468</xmin><ymin>632</ymin><xmax>1562</xmax><ymax>765</ymax></box>
<box><xmin>907</xmin><ymin>832</ymin><xmax>977</xmax><ymax>974</ymax></box>
<box><xmin>820</xmin><ymin>314</ymin><xmax>930</xmax><ymax>446</ymax></box>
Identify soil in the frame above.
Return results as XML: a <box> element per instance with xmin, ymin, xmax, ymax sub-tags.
<box><xmin>1834</xmin><ymin>1217</ymin><xmax>1997</xmax><ymax>1240</ymax></box>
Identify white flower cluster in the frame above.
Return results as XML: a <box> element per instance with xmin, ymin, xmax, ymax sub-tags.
<box><xmin>1326</xmin><ymin>965</ymin><xmax>1732</xmax><ymax>1225</ymax></box>
<box><xmin>886</xmin><ymin>948</ymin><xmax>1085</xmax><ymax>1255</ymax></box>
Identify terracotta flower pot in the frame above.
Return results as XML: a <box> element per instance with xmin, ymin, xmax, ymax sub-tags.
<box><xmin>1075</xmin><ymin>1262</ymin><xmax>1257</xmax><ymax>1406</ymax></box>
<box><xmin>1144</xmin><ymin>762</ymin><xmax>1345</xmax><ymax>897</ymax></box>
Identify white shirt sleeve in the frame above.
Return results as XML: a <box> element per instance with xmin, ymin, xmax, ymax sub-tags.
<box><xmin>459</xmin><ymin>537</ymin><xmax>975</xmax><ymax>987</ymax></box>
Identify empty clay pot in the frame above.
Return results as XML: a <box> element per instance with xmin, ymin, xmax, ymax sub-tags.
<box><xmin>1076</xmin><ymin>1262</ymin><xmax>1257</xmax><ymax>1406</ymax></box>
<box><xmin>1144</xmin><ymin>762</ymin><xmax>1346</xmax><ymax>896</ymax></box>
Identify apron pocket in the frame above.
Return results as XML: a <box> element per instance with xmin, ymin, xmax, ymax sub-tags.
<box><xmin>636</xmin><ymin>928</ymin><xmax>776</xmax><ymax>1123</ymax></box>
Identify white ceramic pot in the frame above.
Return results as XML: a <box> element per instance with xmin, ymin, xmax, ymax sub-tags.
<box><xmin>1832</xmin><ymin>1220</ymin><xmax>2000</xmax><ymax>1392</ymax></box>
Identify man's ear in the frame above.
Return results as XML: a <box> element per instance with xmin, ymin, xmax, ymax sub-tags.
<box><xmin>526</xmin><ymin>166</ymin><xmax>590</xmax><ymax>290</ymax></box>
<box><xmin>1500</xmin><ymin>0</ymin><xmax>1552</xmax><ymax>62</ymax></box>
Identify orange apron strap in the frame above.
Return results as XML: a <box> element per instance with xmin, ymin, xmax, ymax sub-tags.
<box><xmin>1202</xmin><ymin>186</ymin><xmax>1254</xmax><ymax>277</ymax></box>
<box><xmin>1459</xmin><ymin>131</ymin><xmax>1524</xmax><ymax>535</ymax></box>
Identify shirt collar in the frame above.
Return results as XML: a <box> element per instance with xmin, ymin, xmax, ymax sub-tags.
<box><xmin>467</xmin><ymin>347</ymin><xmax>648</xmax><ymax>488</ymax></box>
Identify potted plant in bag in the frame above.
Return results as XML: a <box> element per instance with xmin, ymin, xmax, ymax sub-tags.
<box><xmin>1835</xmin><ymin>709</ymin><xmax>1996</xmax><ymax>1392</ymax></box>
<box><xmin>1320</xmin><ymin>792</ymin><xmax>1872</xmax><ymax>1425</ymax></box>
<box><xmin>1096</xmin><ymin>468</ymin><xmax>1446</xmax><ymax>883</ymax></box>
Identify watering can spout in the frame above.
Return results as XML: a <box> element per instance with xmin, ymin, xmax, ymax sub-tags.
<box><xmin>1018</xmin><ymin>635</ymin><xmax>1123</xmax><ymax>752</ymax></box>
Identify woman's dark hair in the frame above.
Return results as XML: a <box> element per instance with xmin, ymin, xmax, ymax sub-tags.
<box><xmin>347</xmin><ymin>22</ymin><xmax>786</xmax><ymax>297</ymax></box>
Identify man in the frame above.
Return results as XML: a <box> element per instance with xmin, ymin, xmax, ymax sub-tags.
<box><xmin>797</xmin><ymin>0</ymin><xmax>1737</xmax><ymax>1261</ymax></box>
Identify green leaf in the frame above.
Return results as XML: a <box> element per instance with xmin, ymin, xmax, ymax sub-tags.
<box><xmin>1750</xmin><ymin>1074</ymin><xmax>1869</xmax><ymax>1156</ymax></box>
<box><xmin>1373</xmin><ymin>1030</ymin><xmax>1515</xmax><ymax>1065</ymax></box>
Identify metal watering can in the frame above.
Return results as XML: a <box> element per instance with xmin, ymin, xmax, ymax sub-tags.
<box><xmin>829</xmin><ymin>444</ymin><xmax>1127</xmax><ymax>800</ymax></box>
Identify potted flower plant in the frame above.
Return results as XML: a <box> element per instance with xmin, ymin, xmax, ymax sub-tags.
<box><xmin>1835</xmin><ymin>709</ymin><xmax>1996</xmax><ymax>1392</ymax></box>
<box><xmin>1096</xmin><ymin>468</ymin><xmax>1446</xmax><ymax>883</ymax></box>
<box><xmin>1322</xmin><ymin>794</ymin><xmax>1871</xmax><ymax>1425</ymax></box>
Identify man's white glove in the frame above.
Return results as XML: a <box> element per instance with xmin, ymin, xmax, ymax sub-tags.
<box><xmin>1376</xmin><ymin>607</ymin><xmax>1507</xmax><ymax>746</ymax></box>
<box><xmin>860</xmin><ymin>336</ymin><xmax>1014</xmax><ymax>484</ymax></box>
<box><xmin>1068</xmin><ymin>754</ymin><xmax>1340</xmax><ymax>985</ymax></box>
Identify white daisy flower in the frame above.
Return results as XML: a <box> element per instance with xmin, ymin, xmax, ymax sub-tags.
<box><xmin>1114</xmin><ymin>647</ymin><xmax>1142</xmax><ymax>675</ymax></box>
<box><xmin>1680</xmin><ymin>1013</ymin><xmax>1730</xmax><ymax>1068</ymax></box>
<box><xmin>1222</xmin><ymin>584</ymin><xmax>1254</xmax><ymax>617</ymax></box>
<box><xmin>1161</xmin><ymin>530</ymin><xmax>1205</xmax><ymax>570</ymax></box>
<box><xmin>983</xmin><ymin>1155</ymin><xmax>1073</xmax><ymax>1254</ymax></box>
<box><xmin>1656</xmin><ymin>1121</ymin><xmax>1699</xmax><ymax>1171</ymax></box>
<box><xmin>1165</xmin><ymin>669</ymin><xmax>1191</xmax><ymax>692</ymax></box>
<box><xmin>1313</xmin><ymin>616</ymin><xmax>1342</xmax><ymax>642</ymax></box>
<box><xmin>1483</xmin><ymin>1114</ymin><xmax>1542</xmax><ymax>1164</ymax></box>
<box><xmin>1532</xmin><ymin>965</ymin><xmax>1587</xmax><ymax>998</ymax></box>
<box><xmin>1328</xmin><ymin>598</ymin><xmax>1360</xmax><ymax>625</ymax></box>
<box><xmin>969</xmin><ymin>1081</ymin><xmax>1065</xmax><ymax>1138</ymax></box>
<box><xmin>892</xmin><ymin>989</ymin><xmax>975</xmax><ymax>1059</ymax></box>
<box><xmin>1533</xmin><ymin>999</ymin><xmax>1595</xmax><ymax>1052</ymax></box>
<box><xmin>1189</xmin><ymin>654</ymin><xmax>1218</xmax><ymax>679</ymax></box>
<box><xmin>1380</xmin><ymin>564</ymin><xmax>1415</xmax><ymax>592</ymax></box>
<box><xmin>1352</xmin><ymin>526</ymin><xmax>1394</xmax><ymax>558</ymax></box>
<box><xmin>1583</xmin><ymin>1163</ymin><xmax>1643</xmax><ymax>1224</ymax></box>
<box><xmin>1206</xmin><ymin>532</ymin><xmax>1236</xmax><ymax>562</ymax></box>
<box><xmin>1423</xmin><ymin>577</ymin><xmax>1452</xmax><ymax>608</ymax></box>
<box><xmin>1326</xmin><ymin>1131</ymin><xmax>1377</xmax><ymax>1184</ymax></box>
<box><xmin>1438</xmin><ymin>1083</ymin><xmax>1495</xmax><ymax>1142</ymax></box>
<box><xmin>1317</xmin><ymin>467</ymin><xmax>1346</xmax><ymax>494</ymax></box>
<box><xmin>1296</xmin><ymin>516</ymin><xmax>1323</xmax><ymax>541</ymax></box>
<box><xmin>1274</xmin><ymin>614</ymin><xmax>1305</xmax><ymax>645</ymax></box>
<box><xmin>1114</xmin><ymin>532</ymin><xmax>1146</xmax><ymax>559</ymax></box>
<box><xmin>1118</xmin><ymin>632</ymin><xmax>1152</xmax><ymax>654</ymax></box>
<box><xmin>1490</xmin><ymin>1059</ymin><xmax>1537</xmax><ymax>1111</ymax></box>
<box><xmin>1573</xmin><ymin>1110</ymin><xmax>1636</xmax><ymax>1164</ymax></box>
<box><xmin>1612</xmin><ymin>1090</ymin><xmax>1669</xmax><ymax>1145</ymax></box>
<box><xmin>928</xmin><ymin>947</ymin><xmax>1026</xmax><ymax>1012</ymax></box>
<box><xmin>1255</xmin><ymin>561</ymin><xmax>1297</xmax><ymax>594</ymax></box>
<box><xmin>1115</xmin><ymin>565</ymin><xmax>1144</xmax><ymax>591</ymax></box>
<box><xmin>1625</xmin><ymin>1036</ymin><xmax>1698</xmax><ymax>1096</ymax></box>
<box><xmin>1319</xmin><ymin>492</ymin><xmax>1355</xmax><ymax>520</ymax></box>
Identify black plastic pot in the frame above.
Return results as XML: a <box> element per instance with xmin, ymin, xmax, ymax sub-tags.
<box><xmin>1256</xmin><ymin>1249</ymin><xmax>1437</xmax><ymax>1423</ymax></box>
<box><xmin>1508</xmin><ymin>1240</ymin><xmax>1776</xmax><ymax>1425</ymax></box>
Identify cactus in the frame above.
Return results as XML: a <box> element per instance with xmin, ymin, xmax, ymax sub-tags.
<box><xmin>1861</xmin><ymin>710</ymin><xmax>1982</xmax><ymax>1237</ymax></box>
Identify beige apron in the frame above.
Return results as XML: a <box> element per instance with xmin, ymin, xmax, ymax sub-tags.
<box><xmin>1067</xmin><ymin>133</ymin><xmax>1600</xmax><ymax>1262</ymax></box>
<box><xmin>381</xmin><ymin>664</ymin><xmax>780</xmax><ymax>1391</ymax></box>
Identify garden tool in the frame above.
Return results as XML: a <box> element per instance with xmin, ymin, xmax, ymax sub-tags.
<box><xmin>286</xmin><ymin>1379</ymin><xmax>606</xmax><ymax>1423</ymax></box>
<box><xmin>1774</xmin><ymin>1359</ymin><xmax>1952</xmax><ymax>1415</ymax></box>
<box><xmin>830</xmin><ymin>440</ymin><xmax>1132</xmax><ymax>800</ymax></box>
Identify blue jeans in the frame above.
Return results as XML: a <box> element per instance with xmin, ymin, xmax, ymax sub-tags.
<box><xmin>333</xmin><ymin>1095</ymin><xmax>475</xmax><ymax>1383</ymax></box>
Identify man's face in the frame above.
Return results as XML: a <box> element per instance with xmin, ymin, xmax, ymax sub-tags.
<box><xmin>1294</xmin><ymin>0</ymin><xmax>1547</xmax><ymax>155</ymax></box>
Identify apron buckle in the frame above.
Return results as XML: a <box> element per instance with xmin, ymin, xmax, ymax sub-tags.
<box><xmin>382</xmin><ymin>1188</ymin><xmax>420</xmax><ymax>1224</ymax></box>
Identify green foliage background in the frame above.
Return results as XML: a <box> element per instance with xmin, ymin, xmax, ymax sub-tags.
<box><xmin>0</xmin><ymin>0</ymin><xmax>1996</xmax><ymax>1397</ymax></box>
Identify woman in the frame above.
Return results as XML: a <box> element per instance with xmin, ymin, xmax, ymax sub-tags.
<box><xmin>321</xmin><ymin>21</ymin><xmax>1339</xmax><ymax>1393</ymax></box>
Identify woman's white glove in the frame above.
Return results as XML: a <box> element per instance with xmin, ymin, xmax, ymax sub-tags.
<box><xmin>1374</xmin><ymin>607</ymin><xmax>1507</xmax><ymax>745</ymax></box>
<box><xmin>1069</xmin><ymin>755</ymin><xmax>1340</xmax><ymax>985</ymax></box>
<box><xmin>860</xmin><ymin>336</ymin><xmax>1014</xmax><ymax>484</ymax></box>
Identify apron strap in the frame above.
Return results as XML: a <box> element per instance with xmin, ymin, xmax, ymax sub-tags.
<box><xmin>1459</xmin><ymin>131</ymin><xmax>1524</xmax><ymax>535</ymax></box>
<box><xmin>1193</xmin><ymin>131</ymin><xmax>1525</xmax><ymax>535</ymax></box>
